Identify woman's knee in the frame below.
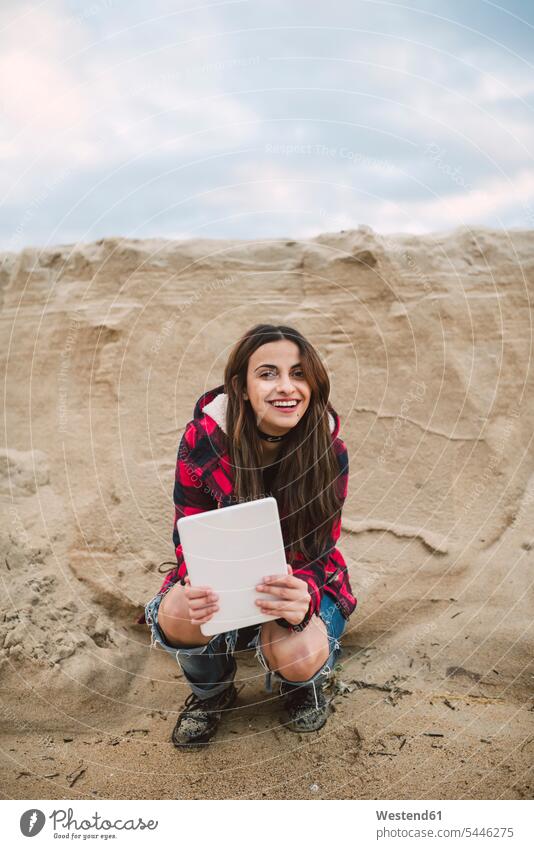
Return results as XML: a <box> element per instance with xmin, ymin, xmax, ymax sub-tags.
<box><xmin>157</xmin><ymin>585</ymin><xmax>210</xmax><ymax>647</ymax></box>
<box><xmin>259</xmin><ymin>620</ymin><xmax>330</xmax><ymax>682</ymax></box>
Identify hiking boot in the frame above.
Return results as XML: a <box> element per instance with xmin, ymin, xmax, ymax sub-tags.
<box><xmin>283</xmin><ymin>682</ymin><xmax>330</xmax><ymax>733</ymax></box>
<box><xmin>171</xmin><ymin>683</ymin><xmax>238</xmax><ymax>748</ymax></box>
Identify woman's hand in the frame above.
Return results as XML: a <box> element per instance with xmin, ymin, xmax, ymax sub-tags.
<box><xmin>255</xmin><ymin>565</ymin><xmax>311</xmax><ymax>626</ymax></box>
<box><xmin>183</xmin><ymin>576</ymin><xmax>219</xmax><ymax>625</ymax></box>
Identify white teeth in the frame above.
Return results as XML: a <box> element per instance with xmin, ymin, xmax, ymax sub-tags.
<box><xmin>271</xmin><ymin>400</ymin><xmax>298</xmax><ymax>407</ymax></box>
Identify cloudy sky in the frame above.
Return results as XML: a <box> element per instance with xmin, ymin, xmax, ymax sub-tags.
<box><xmin>1</xmin><ymin>0</ymin><xmax>533</xmax><ymax>250</ymax></box>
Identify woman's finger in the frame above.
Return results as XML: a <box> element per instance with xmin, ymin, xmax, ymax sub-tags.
<box><xmin>256</xmin><ymin>599</ymin><xmax>299</xmax><ymax>612</ymax></box>
<box><xmin>185</xmin><ymin>585</ymin><xmax>215</xmax><ymax>600</ymax></box>
<box><xmin>189</xmin><ymin>601</ymin><xmax>219</xmax><ymax>615</ymax></box>
<box><xmin>262</xmin><ymin>574</ymin><xmax>303</xmax><ymax>590</ymax></box>
<box><xmin>190</xmin><ymin>607</ymin><xmax>218</xmax><ymax>625</ymax></box>
<box><xmin>189</xmin><ymin>592</ymin><xmax>218</xmax><ymax>607</ymax></box>
<box><xmin>189</xmin><ymin>609</ymin><xmax>218</xmax><ymax>624</ymax></box>
<box><xmin>256</xmin><ymin>584</ymin><xmax>300</xmax><ymax>600</ymax></box>
<box><xmin>191</xmin><ymin>612</ymin><xmax>216</xmax><ymax>624</ymax></box>
<box><xmin>258</xmin><ymin>608</ymin><xmax>298</xmax><ymax>621</ymax></box>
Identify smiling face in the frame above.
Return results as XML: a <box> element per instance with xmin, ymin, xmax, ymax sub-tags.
<box><xmin>244</xmin><ymin>339</ymin><xmax>312</xmax><ymax>436</ymax></box>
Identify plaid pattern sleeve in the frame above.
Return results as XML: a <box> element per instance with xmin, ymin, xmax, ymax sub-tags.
<box><xmin>277</xmin><ymin>436</ymin><xmax>350</xmax><ymax>632</ymax></box>
<box><xmin>135</xmin><ymin>421</ymin><xmax>218</xmax><ymax>624</ymax></box>
<box><xmin>162</xmin><ymin>421</ymin><xmax>218</xmax><ymax>595</ymax></box>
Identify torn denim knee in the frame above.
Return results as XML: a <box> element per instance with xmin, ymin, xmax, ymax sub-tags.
<box><xmin>145</xmin><ymin>593</ymin><xmax>235</xmax><ymax>657</ymax></box>
<box><xmin>144</xmin><ymin>592</ymin><xmax>238</xmax><ymax>700</ymax></box>
<box><xmin>252</xmin><ymin>632</ymin><xmax>335</xmax><ymax>698</ymax></box>
<box><xmin>253</xmin><ymin>602</ymin><xmax>345</xmax><ymax>699</ymax></box>
<box><xmin>145</xmin><ymin>592</ymin><xmax>171</xmax><ymax>652</ymax></box>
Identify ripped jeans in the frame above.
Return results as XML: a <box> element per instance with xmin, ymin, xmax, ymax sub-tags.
<box><xmin>144</xmin><ymin>591</ymin><xmax>346</xmax><ymax>709</ymax></box>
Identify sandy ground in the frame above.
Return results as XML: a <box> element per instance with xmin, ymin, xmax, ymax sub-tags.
<box><xmin>1</xmin><ymin>226</ymin><xmax>533</xmax><ymax>799</ymax></box>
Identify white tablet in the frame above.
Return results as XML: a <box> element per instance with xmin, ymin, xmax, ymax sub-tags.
<box><xmin>177</xmin><ymin>497</ymin><xmax>289</xmax><ymax>636</ymax></box>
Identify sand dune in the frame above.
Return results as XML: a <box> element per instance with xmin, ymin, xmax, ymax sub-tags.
<box><xmin>1</xmin><ymin>227</ymin><xmax>533</xmax><ymax>799</ymax></box>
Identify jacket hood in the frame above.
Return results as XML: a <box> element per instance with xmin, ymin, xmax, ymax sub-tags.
<box><xmin>193</xmin><ymin>384</ymin><xmax>340</xmax><ymax>439</ymax></box>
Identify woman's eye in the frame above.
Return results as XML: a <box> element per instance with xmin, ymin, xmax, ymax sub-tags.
<box><xmin>260</xmin><ymin>370</ymin><xmax>304</xmax><ymax>378</ymax></box>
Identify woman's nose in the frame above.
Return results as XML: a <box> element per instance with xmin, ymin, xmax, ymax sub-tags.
<box><xmin>277</xmin><ymin>374</ymin><xmax>295</xmax><ymax>393</ymax></box>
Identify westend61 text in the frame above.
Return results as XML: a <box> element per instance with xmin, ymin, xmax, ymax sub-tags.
<box><xmin>376</xmin><ymin>810</ymin><xmax>442</xmax><ymax>820</ymax></box>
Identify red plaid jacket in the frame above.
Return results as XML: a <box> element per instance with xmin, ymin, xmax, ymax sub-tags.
<box><xmin>138</xmin><ymin>384</ymin><xmax>356</xmax><ymax>631</ymax></box>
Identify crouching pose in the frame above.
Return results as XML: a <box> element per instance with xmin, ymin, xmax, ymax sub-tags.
<box><xmin>139</xmin><ymin>323</ymin><xmax>356</xmax><ymax>748</ymax></box>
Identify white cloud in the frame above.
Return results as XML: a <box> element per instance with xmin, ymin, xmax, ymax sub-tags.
<box><xmin>205</xmin><ymin>162</ymin><xmax>311</xmax><ymax>209</ymax></box>
<box><xmin>406</xmin><ymin>167</ymin><xmax>534</xmax><ymax>227</ymax></box>
<box><xmin>0</xmin><ymin>0</ymin><xmax>260</xmax><ymax>200</ymax></box>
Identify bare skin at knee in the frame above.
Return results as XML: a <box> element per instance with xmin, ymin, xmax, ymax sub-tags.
<box><xmin>259</xmin><ymin>616</ymin><xmax>330</xmax><ymax>682</ymax></box>
<box><xmin>157</xmin><ymin>584</ymin><xmax>212</xmax><ymax>648</ymax></box>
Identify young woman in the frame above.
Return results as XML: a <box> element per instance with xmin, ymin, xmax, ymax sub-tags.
<box><xmin>141</xmin><ymin>323</ymin><xmax>356</xmax><ymax>747</ymax></box>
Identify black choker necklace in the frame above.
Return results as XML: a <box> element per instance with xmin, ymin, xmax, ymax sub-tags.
<box><xmin>257</xmin><ymin>428</ymin><xmax>288</xmax><ymax>443</ymax></box>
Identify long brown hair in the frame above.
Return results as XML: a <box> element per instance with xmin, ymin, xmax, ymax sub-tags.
<box><xmin>223</xmin><ymin>323</ymin><xmax>344</xmax><ymax>562</ymax></box>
